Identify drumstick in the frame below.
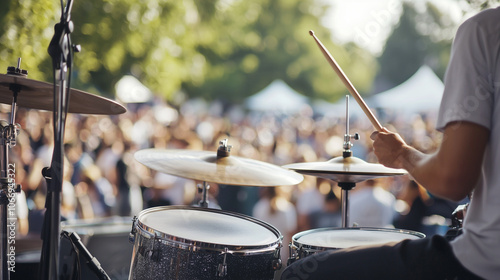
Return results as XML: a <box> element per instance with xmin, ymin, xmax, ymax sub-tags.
<box><xmin>309</xmin><ymin>30</ymin><xmax>383</xmax><ymax>131</ymax></box>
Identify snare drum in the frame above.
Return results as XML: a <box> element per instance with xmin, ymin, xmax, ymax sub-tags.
<box><xmin>129</xmin><ymin>206</ymin><xmax>282</xmax><ymax>280</ymax></box>
<box><xmin>288</xmin><ymin>227</ymin><xmax>425</xmax><ymax>264</ymax></box>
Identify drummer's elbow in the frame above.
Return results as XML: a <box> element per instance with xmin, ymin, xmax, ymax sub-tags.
<box><xmin>434</xmin><ymin>170</ymin><xmax>474</xmax><ymax>202</ymax></box>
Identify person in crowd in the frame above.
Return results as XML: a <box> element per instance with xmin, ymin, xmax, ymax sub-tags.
<box><xmin>253</xmin><ymin>187</ymin><xmax>297</xmax><ymax>262</ymax></box>
<box><xmin>349</xmin><ymin>178</ymin><xmax>396</xmax><ymax>228</ymax></box>
<box><xmin>308</xmin><ymin>189</ymin><xmax>342</xmax><ymax>229</ymax></box>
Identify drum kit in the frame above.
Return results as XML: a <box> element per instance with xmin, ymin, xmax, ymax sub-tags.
<box><xmin>124</xmin><ymin>31</ymin><xmax>427</xmax><ymax>279</ymax></box>
<box><xmin>0</xmin><ymin>3</ymin><xmax>426</xmax><ymax>279</ymax></box>
<box><xmin>127</xmin><ymin>95</ymin><xmax>424</xmax><ymax>280</ymax></box>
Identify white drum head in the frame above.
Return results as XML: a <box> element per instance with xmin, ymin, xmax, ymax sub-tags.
<box><xmin>139</xmin><ymin>207</ymin><xmax>279</xmax><ymax>246</ymax></box>
<box><xmin>295</xmin><ymin>228</ymin><xmax>424</xmax><ymax>249</ymax></box>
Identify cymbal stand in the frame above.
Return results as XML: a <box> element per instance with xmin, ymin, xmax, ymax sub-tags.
<box><xmin>39</xmin><ymin>0</ymin><xmax>79</xmax><ymax>279</ymax></box>
<box><xmin>339</xmin><ymin>96</ymin><xmax>359</xmax><ymax>228</ymax></box>
<box><xmin>197</xmin><ymin>139</ymin><xmax>232</xmax><ymax>208</ymax></box>
<box><xmin>197</xmin><ymin>182</ymin><xmax>210</xmax><ymax>208</ymax></box>
<box><xmin>0</xmin><ymin>61</ymin><xmax>23</xmax><ymax>280</ymax></box>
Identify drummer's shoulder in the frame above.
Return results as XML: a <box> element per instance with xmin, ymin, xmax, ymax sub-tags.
<box><xmin>460</xmin><ymin>6</ymin><xmax>500</xmax><ymax>31</ymax></box>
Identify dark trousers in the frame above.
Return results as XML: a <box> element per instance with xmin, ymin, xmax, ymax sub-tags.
<box><xmin>281</xmin><ymin>235</ymin><xmax>483</xmax><ymax>280</ymax></box>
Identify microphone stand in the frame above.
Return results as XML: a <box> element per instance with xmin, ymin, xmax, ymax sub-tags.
<box><xmin>39</xmin><ymin>0</ymin><xmax>76</xmax><ymax>279</ymax></box>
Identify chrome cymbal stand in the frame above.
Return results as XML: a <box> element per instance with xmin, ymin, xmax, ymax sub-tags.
<box><xmin>0</xmin><ymin>60</ymin><xmax>23</xmax><ymax>280</ymax></box>
<box><xmin>197</xmin><ymin>139</ymin><xmax>232</xmax><ymax>208</ymax></box>
<box><xmin>339</xmin><ymin>96</ymin><xmax>359</xmax><ymax>228</ymax></box>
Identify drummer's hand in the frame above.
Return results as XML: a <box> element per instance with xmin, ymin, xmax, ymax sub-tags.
<box><xmin>370</xmin><ymin>128</ymin><xmax>407</xmax><ymax>169</ymax></box>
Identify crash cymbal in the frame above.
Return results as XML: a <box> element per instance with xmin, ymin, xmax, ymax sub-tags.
<box><xmin>135</xmin><ymin>149</ymin><xmax>304</xmax><ymax>186</ymax></box>
<box><xmin>0</xmin><ymin>73</ymin><xmax>126</xmax><ymax>115</ymax></box>
<box><xmin>283</xmin><ymin>156</ymin><xmax>406</xmax><ymax>183</ymax></box>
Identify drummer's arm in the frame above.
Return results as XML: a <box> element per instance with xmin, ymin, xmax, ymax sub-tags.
<box><xmin>371</xmin><ymin>121</ymin><xmax>489</xmax><ymax>201</ymax></box>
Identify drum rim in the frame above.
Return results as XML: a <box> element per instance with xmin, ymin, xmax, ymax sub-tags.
<box><xmin>291</xmin><ymin>227</ymin><xmax>425</xmax><ymax>251</ymax></box>
<box><xmin>135</xmin><ymin>205</ymin><xmax>283</xmax><ymax>253</ymax></box>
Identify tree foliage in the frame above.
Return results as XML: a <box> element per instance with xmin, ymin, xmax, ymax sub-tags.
<box><xmin>376</xmin><ymin>2</ymin><xmax>454</xmax><ymax>90</ymax></box>
<box><xmin>0</xmin><ymin>0</ymin><xmax>57</xmax><ymax>81</ymax></box>
<box><xmin>376</xmin><ymin>0</ymin><xmax>499</xmax><ymax>91</ymax></box>
<box><xmin>0</xmin><ymin>0</ymin><xmax>377</xmax><ymax>104</ymax></box>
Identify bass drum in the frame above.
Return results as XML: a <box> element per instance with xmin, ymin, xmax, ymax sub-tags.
<box><xmin>129</xmin><ymin>206</ymin><xmax>282</xmax><ymax>280</ymax></box>
<box><xmin>288</xmin><ymin>227</ymin><xmax>425</xmax><ymax>264</ymax></box>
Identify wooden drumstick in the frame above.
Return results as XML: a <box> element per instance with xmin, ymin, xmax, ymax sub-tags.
<box><xmin>309</xmin><ymin>30</ymin><xmax>383</xmax><ymax>131</ymax></box>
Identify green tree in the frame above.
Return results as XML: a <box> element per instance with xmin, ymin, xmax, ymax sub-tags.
<box><xmin>376</xmin><ymin>0</ymin><xmax>499</xmax><ymax>91</ymax></box>
<box><xmin>0</xmin><ymin>0</ymin><xmax>57</xmax><ymax>81</ymax></box>
<box><xmin>1</xmin><ymin>0</ymin><xmax>377</xmax><ymax>103</ymax></box>
<box><xmin>183</xmin><ymin>0</ymin><xmax>377</xmax><ymax>103</ymax></box>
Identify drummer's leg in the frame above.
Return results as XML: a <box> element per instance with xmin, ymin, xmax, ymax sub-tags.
<box><xmin>281</xmin><ymin>240</ymin><xmax>408</xmax><ymax>280</ymax></box>
<box><xmin>281</xmin><ymin>235</ymin><xmax>479</xmax><ymax>280</ymax></box>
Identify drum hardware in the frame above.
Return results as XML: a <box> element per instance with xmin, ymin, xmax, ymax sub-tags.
<box><xmin>283</xmin><ymin>96</ymin><xmax>406</xmax><ymax>228</ymax></box>
<box><xmin>271</xmin><ymin>244</ymin><xmax>282</xmax><ymax>271</ymax></box>
<box><xmin>198</xmin><ymin>139</ymin><xmax>231</xmax><ymax>208</ymax></box>
<box><xmin>149</xmin><ymin>235</ymin><xmax>161</xmax><ymax>262</ymax></box>
<box><xmin>197</xmin><ymin>182</ymin><xmax>211</xmax><ymax>208</ymax></box>
<box><xmin>445</xmin><ymin>203</ymin><xmax>467</xmax><ymax>241</ymax></box>
<box><xmin>0</xmin><ymin>59</ymin><xmax>25</xmax><ymax>280</ymax></box>
<box><xmin>217</xmin><ymin>248</ymin><xmax>229</xmax><ymax>277</ymax></box>
<box><xmin>129</xmin><ymin>217</ymin><xmax>138</xmax><ymax>244</ymax></box>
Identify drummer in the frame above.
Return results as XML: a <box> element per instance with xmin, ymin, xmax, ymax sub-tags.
<box><xmin>282</xmin><ymin>6</ymin><xmax>499</xmax><ymax>280</ymax></box>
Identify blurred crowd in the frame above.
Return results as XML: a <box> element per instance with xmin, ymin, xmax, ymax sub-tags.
<box><xmin>6</xmin><ymin>97</ymin><xmax>466</xmax><ymax>248</ymax></box>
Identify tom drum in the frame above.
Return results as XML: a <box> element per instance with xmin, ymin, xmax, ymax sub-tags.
<box><xmin>288</xmin><ymin>227</ymin><xmax>425</xmax><ymax>264</ymax></box>
<box><xmin>128</xmin><ymin>206</ymin><xmax>283</xmax><ymax>280</ymax></box>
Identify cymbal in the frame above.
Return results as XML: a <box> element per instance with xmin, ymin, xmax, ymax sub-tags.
<box><xmin>283</xmin><ymin>156</ymin><xmax>406</xmax><ymax>183</ymax></box>
<box><xmin>135</xmin><ymin>149</ymin><xmax>304</xmax><ymax>186</ymax></box>
<box><xmin>0</xmin><ymin>73</ymin><xmax>126</xmax><ymax>115</ymax></box>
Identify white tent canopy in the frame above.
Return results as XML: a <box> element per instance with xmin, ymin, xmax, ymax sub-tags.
<box><xmin>369</xmin><ymin>65</ymin><xmax>444</xmax><ymax>115</ymax></box>
<box><xmin>245</xmin><ymin>79</ymin><xmax>309</xmax><ymax>114</ymax></box>
<box><xmin>115</xmin><ymin>75</ymin><xmax>153</xmax><ymax>103</ymax></box>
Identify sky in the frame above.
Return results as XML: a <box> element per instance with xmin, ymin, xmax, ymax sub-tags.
<box><xmin>321</xmin><ymin>0</ymin><xmax>465</xmax><ymax>55</ymax></box>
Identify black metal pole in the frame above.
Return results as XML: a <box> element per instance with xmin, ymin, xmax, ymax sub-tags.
<box><xmin>39</xmin><ymin>1</ymin><xmax>75</xmax><ymax>279</ymax></box>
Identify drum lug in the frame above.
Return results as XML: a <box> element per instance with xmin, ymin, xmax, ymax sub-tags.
<box><xmin>217</xmin><ymin>248</ymin><xmax>229</xmax><ymax>277</ymax></box>
<box><xmin>129</xmin><ymin>216</ymin><xmax>137</xmax><ymax>244</ymax></box>
<box><xmin>287</xmin><ymin>241</ymin><xmax>296</xmax><ymax>265</ymax></box>
<box><xmin>272</xmin><ymin>243</ymin><xmax>282</xmax><ymax>270</ymax></box>
<box><xmin>272</xmin><ymin>259</ymin><xmax>282</xmax><ymax>271</ymax></box>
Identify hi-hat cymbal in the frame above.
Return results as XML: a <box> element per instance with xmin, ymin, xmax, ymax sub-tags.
<box><xmin>283</xmin><ymin>156</ymin><xmax>406</xmax><ymax>183</ymax></box>
<box><xmin>135</xmin><ymin>149</ymin><xmax>304</xmax><ymax>186</ymax></box>
<box><xmin>0</xmin><ymin>73</ymin><xmax>126</xmax><ymax>115</ymax></box>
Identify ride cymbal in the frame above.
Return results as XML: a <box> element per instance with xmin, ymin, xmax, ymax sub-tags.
<box><xmin>0</xmin><ymin>73</ymin><xmax>126</xmax><ymax>115</ymax></box>
<box><xmin>283</xmin><ymin>156</ymin><xmax>406</xmax><ymax>183</ymax></box>
<box><xmin>135</xmin><ymin>149</ymin><xmax>304</xmax><ymax>187</ymax></box>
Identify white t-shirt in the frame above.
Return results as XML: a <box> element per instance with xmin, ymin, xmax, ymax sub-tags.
<box><xmin>436</xmin><ymin>7</ymin><xmax>500</xmax><ymax>280</ymax></box>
